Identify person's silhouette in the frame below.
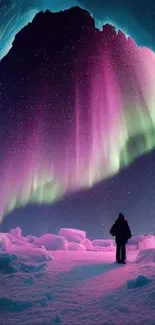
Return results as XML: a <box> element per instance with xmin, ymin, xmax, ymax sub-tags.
<box><xmin>110</xmin><ymin>213</ymin><xmax>132</xmax><ymax>264</ymax></box>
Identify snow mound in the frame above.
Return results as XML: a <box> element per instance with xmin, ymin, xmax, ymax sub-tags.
<box><xmin>127</xmin><ymin>234</ymin><xmax>155</xmax><ymax>250</ymax></box>
<box><xmin>13</xmin><ymin>246</ymin><xmax>54</xmax><ymax>263</ymax></box>
<box><xmin>92</xmin><ymin>239</ymin><xmax>115</xmax><ymax>249</ymax></box>
<box><xmin>127</xmin><ymin>275</ymin><xmax>151</xmax><ymax>288</ymax></box>
<box><xmin>81</xmin><ymin>238</ymin><xmax>95</xmax><ymax>250</ymax></box>
<box><xmin>26</xmin><ymin>235</ymin><xmax>37</xmax><ymax>243</ymax></box>
<box><xmin>59</xmin><ymin>228</ymin><xmax>86</xmax><ymax>243</ymax></box>
<box><xmin>7</xmin><ymin>233</ymin><xmax>28</xmax><ymax>246</ymax></box>
<box><xmin>136</xmin><ymin>248</ymin><xmax>155</xmax><ymax>264</ymax></box>
<box><xmin>68</xmin><ymin>242</ymin><xmax>86</xmax><ymax>251</ymax></box>
<box><xmin>14</xmin><ymin>251</ymin><xmax>50</xmax><ymax>273</ymax></box>
<box><xmin>128</xmin><ymin>235</ymin><xmax>144</xmax><ymax>246</ymax></box>
<box><xmin>29</xmin><ymin>248</ymin><xmax>53</xmax><ymax>263</ymax></box>
<box><xmin>34</xmin><ymin>234</ymin><xmax>67</xmax><ymax>250</ymax></box>
<box><xmin>127</xmin><ymin>244</ymin><xmax>138</xmax><ymax>251</ymax></box>
<box><xmin>0</xmin><ymin>244</ymin><xmax>54</xmax><ymax>273</ymax></box>
<box><xmin>10</xmin><ymin>227</ymin><xmax>22</xmax><ymax>238</ymax></box>
<box><xmin>138</xmin><ymin>235</ymin><xmax>155</xmax><ymax>250</ymax></box>
<box><xmin>0</xmin><ymin>254</ymin><xmax>47</xmax><ymax>274</ymax></box>
<box><xmin>0</xmin><ymin>233</ymin><xmax>11</xmax><ymax>251</ymax></box>
<box><xmin>17</xmin><ymin>261</ymin><xmax>48</xmax><ymax>273</ymax></box>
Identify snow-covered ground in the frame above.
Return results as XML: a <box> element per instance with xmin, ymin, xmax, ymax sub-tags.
<box><xmin>1</xmin><ymin>228</ymin><xmax>155</xmax><ymax>325</ymax></box>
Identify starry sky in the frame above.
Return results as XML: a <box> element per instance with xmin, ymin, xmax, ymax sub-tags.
<box><xmin>0</xmin><ymin>4</ymin><xmax>155</xmax><ymax>238</ymax></box>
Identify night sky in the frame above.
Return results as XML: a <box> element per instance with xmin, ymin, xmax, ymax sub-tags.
<box><xmin>0</xmin><ymin>4</ymin><xmax>155</xmax><ymax>239</ymax></box>
<box><xmin>1</xmin><ymin>0</ymin><xmax>155</xmax><ymax>60</ymax></box>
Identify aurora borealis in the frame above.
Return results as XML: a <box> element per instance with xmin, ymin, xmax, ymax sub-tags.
<box><xmin>0</xmin><ymin>6</ymin><xmax>155</xmax><ymax>223</ymax></box>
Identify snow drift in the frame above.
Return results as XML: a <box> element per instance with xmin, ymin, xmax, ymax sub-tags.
<box><xmin>0</xmin><ymin>227</ymin><xmax>155</xmax><ymax>325</ymax></box>
<box><xmin>33</xmin><ymin>233</ymin><xmax>68</xmax><ymax>250</ymax></box>
<box><xmin>59</xmin><ymin>228</ymin><xmax>86</xmax><ymax>243</ymax></box>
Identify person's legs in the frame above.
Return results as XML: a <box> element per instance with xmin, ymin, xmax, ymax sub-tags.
<box><xmin>121</xmin><ymin>243</ymin><xmax>126</xmax><ymax>263</ymax></box>
<box><xmin>116</xmin><ymin>242</ymin><xmax>121</xmax><ymax>262</ymax></box>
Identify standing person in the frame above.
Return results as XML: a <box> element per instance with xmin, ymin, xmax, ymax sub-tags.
<box><xmin>110</xmin><ymin>213</ymin><xmax>132</xmax><ymax>264</ymax></box>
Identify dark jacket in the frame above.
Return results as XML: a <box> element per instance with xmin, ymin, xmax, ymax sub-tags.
<box><xmin>110</xmin><ymin>217</ymin><xmax>132</xmax><ymax>244</ymax></box>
